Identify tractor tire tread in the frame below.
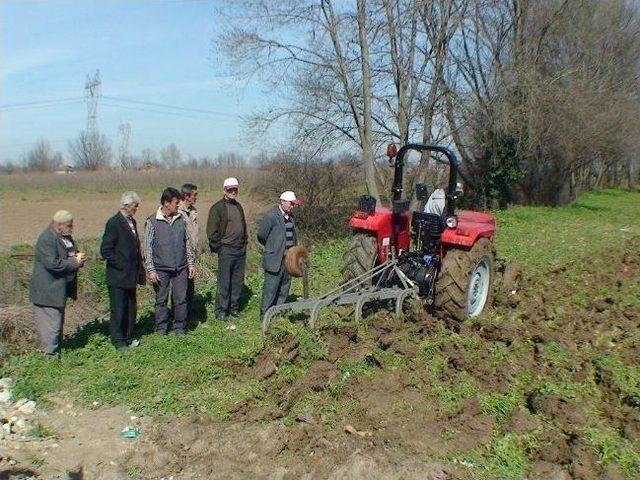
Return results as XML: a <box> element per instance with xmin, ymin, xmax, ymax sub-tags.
<box><xmin>436</xmin><ymin>237</ymin><xmax>494</xmax><ymax>322</ymax></box>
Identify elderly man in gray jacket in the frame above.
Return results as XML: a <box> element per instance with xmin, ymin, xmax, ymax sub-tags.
<box><xmin>257</xmin><ymin>191</ymin><xmax>300</xmax><ymax>316</ymax></box>
<box><xmin>30</xmin><ymin>210</ymin><xmax>86</xmax><ymax>357</ymax></box>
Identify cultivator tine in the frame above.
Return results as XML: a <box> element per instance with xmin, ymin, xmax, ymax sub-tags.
<box><xmin>354</xmin><ymin>287</ymin><xmax>418</xmax><ymax>323</ymax></box>
<box><xmin>308</xmin><ymin>298</ymin><xmax>332</xmax><ymax>329</ymax></box>
<box><xmin>395</xmin><ymin>287</ymin><xmax>419</xmax><ymax>317</ymax></box>
<box><xmin>262</xmin><ymin>259</ymin><xmax>418</xmax><ymax>335</ymax></box>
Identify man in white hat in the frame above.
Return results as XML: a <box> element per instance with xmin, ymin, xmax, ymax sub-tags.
<box><xmin>206</xmin><ymin>177</ymin><xmax>248</xmax><ymax>324</ymax></box>
<box><xmin>257</xmin><ymin>191</ymin><xmax>301</xmax><ymax>316</ymax></box>
<box><xmin>30</xmin><ymin>210</ymin><xmax>86</xmax><ymax>358</ymax></box>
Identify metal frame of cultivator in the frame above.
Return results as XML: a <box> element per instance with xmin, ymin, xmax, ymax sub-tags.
<box><xmin>261</xmin><ymin>258</ymin><xmax>419</xmax><ymax>335</ymax></box>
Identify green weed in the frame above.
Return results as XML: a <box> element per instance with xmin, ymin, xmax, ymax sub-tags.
<box><xmin>481</xmin><ymin>388</ymin><xmax>523</xmax><ymax>420</ymax></box>
<box><xmin>585</xmin><ymin>426</ymin><xmax>640</xmax><ymax>477</ymax></box>
<box><xmin>29</xmin><ymin>422</ymin><xmax>56</xmax><ymax>439</ymax></box>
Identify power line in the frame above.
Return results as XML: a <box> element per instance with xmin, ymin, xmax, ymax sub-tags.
<box><xmin>0</xmin><ymin>98</ymin><xmax>85</xmax><ymax>112</ymax></box>
<box><xmin>100</xmin><ymin>100</ymin><xmax>236</xmax><ymax>121</ymax></box>
<box><xmin>102</xmin><ymin>96</ymin><xmax>242</xmax><ymax>118</ymax></box>
<box><xmin>0</xmin><ymin>95</ymin><xmax>242</xmax><ymax>119</ymax></box>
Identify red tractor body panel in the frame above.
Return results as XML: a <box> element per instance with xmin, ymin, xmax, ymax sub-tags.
<box><xmin>349</xmin><ymin>209</ymin><xmax>495</xmax><ymax>260</ymax></box>
<box><xmin>441</xmin><ymin>210</ymin><xmax>496</xmax><ymax>249</ymax></box>
<box><xmin>349</xmin><ymin>208</ymin><xmax>410</xmax><ymax>262</ymax></box>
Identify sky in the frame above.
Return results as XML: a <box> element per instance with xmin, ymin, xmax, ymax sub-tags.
<box><xmin>0</xmin><ymin>0</ymin><xmax>273</xmax><ymax>164</ymax></box>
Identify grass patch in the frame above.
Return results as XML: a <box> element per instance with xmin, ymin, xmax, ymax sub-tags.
<box><xmin>481</xmin><ymin>388</ymin><xmax>523</xmax><ymax>420</ymax></box>
<box><xmin>585</xmin><ymin>426</ymin><xmax>640</xmax><ymax>477</ymax></box>
<box><xmin>29</xmin><ymin>422</ymin><xmax>56</xmax><ymax>439</ymax></box>
<box><xmin>595</xmin><ymin>355</ymin><xmax>640</xmax><ymax>406</ymax></box>
<box><xmin>495</xmin><ymin>189</ymin><xmax>640</xmax><ymax>274</ymax></box>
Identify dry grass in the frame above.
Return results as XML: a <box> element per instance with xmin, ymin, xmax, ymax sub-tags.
<box><xmin>0</xmin><ymin>305</ymin><xmax>39</xmax><ymax>360</ymax></box>
<box><xmin>0</xmin><ymin>166</ymin><xmax>277</xmax><ymax>250</ymax></box>
<box><xmin>0</xmin><ymin>166</ymin><xmax>263</xmax><ymax>195</ymax></box>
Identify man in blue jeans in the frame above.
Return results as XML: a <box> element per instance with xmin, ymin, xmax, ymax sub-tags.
<box><xmin>143</xmin><ymin>187</ymin><xmax>195</xmax><ymax>336</ymax></box>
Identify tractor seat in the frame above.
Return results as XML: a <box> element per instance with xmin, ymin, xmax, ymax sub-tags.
<box><xmin>424</xmin><ymin>188</ymin><xmax>445</xmax><ymax>216</ymax></box>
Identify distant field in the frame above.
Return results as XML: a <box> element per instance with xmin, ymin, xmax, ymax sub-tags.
<box><xmin>0</xmin><ymin>167</ymin><xmax>268</xmax><ymax>250</ymax></box>
<box><xmin>0</xmin><ymin>166</ymin><xmax>261</xmax><ymax>194</ymax></box>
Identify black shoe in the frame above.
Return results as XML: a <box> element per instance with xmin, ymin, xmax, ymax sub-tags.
<box><xmin>114</xmin><ymin>340</ymin><xmax>128</xmax><ymax>352</ymax></box>
<box><xmin>229</xmin><ymin>311</ymin><xmax>240</xmax><ymax>318</ymax></box>
<box><xmin>215</xmin><ymin>313</ymin><xmax>229</xmax><ymax>322</ymax></box>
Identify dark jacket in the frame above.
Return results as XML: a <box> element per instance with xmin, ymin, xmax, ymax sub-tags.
<box><xmin>29</xmin><ymin>226</ymin><xmax>80</xmax><ymax>308</ymax></box>
<box><xmin>207</xmin><ymin>197</ymin><xmax>248</xmax><ymax>253</ymax></box>
<box><xmin>100</xmin><ymin>212</ymin><xmax>145</xmax><ymax>289</ymax></box>
<box><xmin>257</xmin><ymin>207</ymin><xmax>298</xmax><ymax>273</ymax></box>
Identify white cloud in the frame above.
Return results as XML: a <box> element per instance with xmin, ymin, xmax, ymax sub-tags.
<box><xmin>0</xmin><ymin>47</ymin><xmax>75</xmax><ymax>80</ymax></box>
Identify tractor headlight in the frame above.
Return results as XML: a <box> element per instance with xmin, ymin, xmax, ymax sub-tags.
<box><xmin>446</xmin><ymin>216</ymin><xmax>458</xmax><ymax>229</ymax></box>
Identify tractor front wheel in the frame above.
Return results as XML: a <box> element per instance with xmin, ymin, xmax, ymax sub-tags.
<box><xmin>436</xmin><ymin>237</ymin><xmax>495</xmax><ymax>322</ymax></box>
<box><xmin>341</xmin><ymin>233</ymin><xmax>378</xmax><ymax>286</ymax></box>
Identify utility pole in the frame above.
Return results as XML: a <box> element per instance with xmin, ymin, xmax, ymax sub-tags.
<box><xmin>117</xmin><ymin>122</ymin><xmax>131</xmax><ymax>170</ymax></box>
<box><xmin>84</xmin><ymin>70</ymin><xmax>101</xmax><ymax>162</ymax></box>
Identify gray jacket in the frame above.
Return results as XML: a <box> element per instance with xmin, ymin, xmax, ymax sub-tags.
<box><xmin>257</xmin><ymin>207</ymin><xmax>297</xmax><ymax>273</ymax></box>
<box><xmin>29</xmin><ymin>226</ymin><xmax>80</xmax><ymax>308</ymax></box>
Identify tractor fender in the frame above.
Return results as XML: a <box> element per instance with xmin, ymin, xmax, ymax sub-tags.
<box><xmin>441</xmin><ymin>210</ymin><xmax>496</xmax><ymax>248</ymax></box>
<box><xmin>348</xmin><ymin>208</ymin><xmax>410</xmax><ymax>262</ymax></box>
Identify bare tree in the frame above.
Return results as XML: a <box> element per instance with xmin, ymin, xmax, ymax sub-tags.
<box><xmin>160</xmin><ymin>143</ymin><xmax>182</xmax><ymax>168</ymax></box>
<box><xmin>139</xmin><ymin>148</ymin><xmax>158</xmax><ymax>169</ymax></box>
<box><xmin>68</xmin><ymin>131</ymin><xmax>112</xmax><ymax>170</ymax></box>
<box><xmin>217</xmin><ymin>0</ymin><xmax>382</xmax><ymax>200</ymax></box>
<box><xmin>25</xmin><ymin>139</ymin><xmax>59</xmax><ymax>171</ymax></box>
<box><xmin>216</xmin><ymin>152</ymin><xmax>246</xmax><ymax>167</ymax></box>
<box><xmin>218</xmin><ymin>0</ymin><xmax>639</xmax><ymax>207</ymax></box>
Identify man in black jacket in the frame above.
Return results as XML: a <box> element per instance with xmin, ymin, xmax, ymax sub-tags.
<box><xmin>206</xmin><ymin>177</ymin><xmax>248</xmax><ymax>324</ymax></box>
<box><xmin>100</xmin><ymin>192</ymin><xmax>145</xmax><ymax>351</ymax></box>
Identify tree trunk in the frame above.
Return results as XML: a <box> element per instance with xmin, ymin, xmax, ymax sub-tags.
<box><xmin>357</xmin><ymin>0</ymin><xmax>379</xmax><ymax>202</ymax></box>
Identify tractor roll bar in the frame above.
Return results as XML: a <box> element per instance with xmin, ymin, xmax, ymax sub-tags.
<box><xmin>391</xmin><ymin>143</ymin><xmax>471</xmax><ymax>218</ymax></box>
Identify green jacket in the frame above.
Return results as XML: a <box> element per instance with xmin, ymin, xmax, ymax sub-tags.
<box><xmin>29</xmin><ymin>226</ymin><xmax>80</xmax><ymax>308</ymax></box>
<box><xmin>206</xmin><ymin>197</ymin><xmax>247</xmax><ymax>253</ymax></box>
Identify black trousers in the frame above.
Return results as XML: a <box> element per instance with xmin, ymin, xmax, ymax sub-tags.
<box><xmin>260</xmin><ymin>260</ymin><xmax>291</xmax><ymax>315</ymax></box>
<box><xmin>108</xmin><ymin>286</ymin><xmax>137</xmax><ymax>343</ymax></box>
<box><xmin>215</xmin><ymin>245</ymin><xmax>246</xmax><ymax>317</ymax></box>
<box><xmin>186</xmin><ymin>277</ymin><xmax>195</xmax><ymax>321</ymax></box>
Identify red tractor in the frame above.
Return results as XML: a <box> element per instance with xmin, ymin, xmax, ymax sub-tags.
<box><xmin>342</xmin><ymin>143</ymin><xmax>496</xmax><ymax>322</ymax></box>
<box><xmin>262</xmin><ymin>143</ymin><xmax>497</xmax><ymax>334</ymax></box>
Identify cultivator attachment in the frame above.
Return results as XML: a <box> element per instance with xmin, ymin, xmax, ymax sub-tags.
<box><xmin>262</xmin><ymin>259</ymin><xmax>419</xmax><ymax>335</ymax></box>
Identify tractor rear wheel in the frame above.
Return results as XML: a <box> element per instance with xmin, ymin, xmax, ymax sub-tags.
<box><xmin>436</xmin><ymin>237</ymin><xmax>495</xmax><ymax>322</ymax></box>
<box><xmin>341</xmin><ymin>233</ymin><xmax>378</xmax><ymax>285</ymax></box>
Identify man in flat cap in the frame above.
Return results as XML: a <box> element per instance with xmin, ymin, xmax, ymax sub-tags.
<box><xmin>257</xmin><ymin>191</ymin><xmax>301</xmax><ymax>317</ymax></box>
<box><xmin>207</xmin><ymin>177</ymin><xmax>248</xmax><ymax>325</ymax></box>
<box><xmin>100</xmin><ymin>192</ymin><xmax>145</xmax><ymax>351</ymax></box>
<box><xmin>30</xmin><ymin>210</ymin><xmax>86</xmax><ymax>358</ymax></box>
